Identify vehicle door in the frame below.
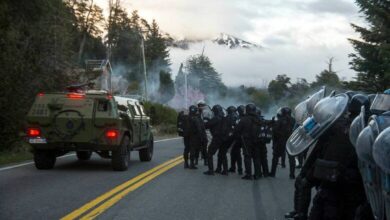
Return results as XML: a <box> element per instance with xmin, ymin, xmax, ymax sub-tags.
<box><xmin>136</xmin><ymin>103</ymin><xmax>149</xmax><ymax>144</ymax></box>
<box><xmin>128</xmin><ymin>102</ymin><xmax>141</xmax><ymax>146</ymax></box>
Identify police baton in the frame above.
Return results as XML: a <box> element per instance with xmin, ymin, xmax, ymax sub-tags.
<box><xmin>240</xmin><ymin>135</ymin><xmax>249</xmax><ymax>155</ymax></box>
<box><xmin>228</xmin><ymin>140</ymin><xmax>236</xmax><ymax>154</ymax></box>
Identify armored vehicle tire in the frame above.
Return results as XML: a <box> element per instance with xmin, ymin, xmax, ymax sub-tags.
<box><xmin>76</xmin><ymin>151</ymin><xmax>92</xmax><ymax>160</ymax></box>
<box><xmin>112</xmin><ymin>136</ymin><xmax>130</xmax><ymax>171</ymax></box>
<box><xmin>34</xmin><ymin>150</ymin><xmax>56</xmax><ymax>169</ymax></box>
<box><xmin>139</xmin><ymin>134</ymin><xmax>154</xmax><ymax>162</ymax></box>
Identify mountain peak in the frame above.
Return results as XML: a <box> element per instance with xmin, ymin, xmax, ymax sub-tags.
<box><xmin>212</xmin><ymin>33</ymin><xmax>261</xmax><ymax>49</ymax></box>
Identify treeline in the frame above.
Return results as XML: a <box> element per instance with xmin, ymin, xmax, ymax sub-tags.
<box><xmin>0</xmin><ymin>0</ymin><xmax>174</xmax><ymax>150</ymax></box>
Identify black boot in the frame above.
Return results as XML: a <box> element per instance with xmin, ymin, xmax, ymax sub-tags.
<box><xmin>241</xmin><ymin>175</ymin><xmax>253</xmax><ymax>180</ymax></box>
<box><xmin>203</xmin><ymin>170</ymin><xmax>214</xmax><ymax>175</ymax></box>
<box><xmin>270</xmin><ymin>157</ymin><xmax>278</xmax><ymax>177</ymax></box>
<box><xmin>238</xmin><ymin>169</ymin><xmax>243</xmax><ymax>175</ymax></box>
<box><xmin>189</xmin><ymin>160</ymin><xmax>198</xmax><ymax>169</ymax></box>
<box><xmin>184</xmin><ymin>158</ymin><xmax>189</xmax><ymax>169</ymax></box>
<box><xmin>284</xmin><ymin>211</ymin><xmax>297</xmax><ymax>219</ymax></box>
<box><xmin>221</xmin><ymin>170</ymin><xmax>228</xmax><ymax>176</ymax></box>
<box><xmin>228</xmin><ymin>167</ymin><xmax>235</xmax><ymax>173</ymax></box>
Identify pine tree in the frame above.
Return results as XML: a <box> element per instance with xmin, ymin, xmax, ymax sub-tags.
<box><xmin>185</xmin><ymin>55</ymin><xmax>226</xmax><ymax>97</ymax></box>
<box><xmin>349</xmin><ymin>0</ymin><xmax>390</xmax><ymax>92</ymax></box>
<box><xmin>65</xmin><ymin>0</ymin><xmax>105</xmax><ymax>64</ymax></box>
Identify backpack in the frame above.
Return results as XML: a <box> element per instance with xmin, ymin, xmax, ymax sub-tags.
<box><xmin>253</xmin><ymin>119</ymin><xmax>273</xmax><ymax>144</ymax></box>
<box><xmin>177</xmin><ymin>113</ymin><xmax>190</xmax><ymax>137</ymax></box>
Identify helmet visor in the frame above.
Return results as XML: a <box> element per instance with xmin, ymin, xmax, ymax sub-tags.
<box><xmin>370</xmin><ymin>94</ymin><xmax>390</xmax><ymax>113</ymax></box>
<box><xmin>306</xmin><ymin>87</ymin><xmax>326</xmax><ymax>115</ymax></box>
<box><xmin>294</xmin><ymin>100</ymin><xmax>309</xmax><ymax>125</ymax></box>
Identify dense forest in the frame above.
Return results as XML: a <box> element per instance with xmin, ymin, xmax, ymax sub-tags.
<box><xmin>0</xmin><ymin>0</ymin><xmax>175</xmax><ymax>151</ymax></box>
<box><xmin>0</xmin><ymin>0</ymin><xmax>388</xmax><ymax>152</ymax></box>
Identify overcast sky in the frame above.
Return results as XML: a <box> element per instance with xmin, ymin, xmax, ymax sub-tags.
<box><xmin>96</xmin><ymin>0</ymin><xmax>365</xmax><ymax>87</ymax></box>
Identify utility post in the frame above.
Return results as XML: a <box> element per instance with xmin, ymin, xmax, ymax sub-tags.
<box><xmin>184</xmin><ymin>70</ymin><xmax>188</xmax><ymax>109</ymax></box>
<box><xmin>140</xmin><ymin>36</ymin><xmax>148</xmax><ymax>101</ymax></box>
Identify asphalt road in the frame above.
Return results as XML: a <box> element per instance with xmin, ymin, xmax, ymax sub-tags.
<box><xmin>0</xmin><ymin>138</ymin><xmax>295</xmax><ymax>220</ymax></box>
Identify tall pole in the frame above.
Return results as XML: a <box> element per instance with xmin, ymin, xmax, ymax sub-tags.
<box><xmin>184</xmin><ymin>72</ymin><xmax>188</xmax><ymax>109</ymax></box>
<box><xmin>141</xmin><ymin>37</ymin><xmax>148</xmax><ymax>101</ymax></box>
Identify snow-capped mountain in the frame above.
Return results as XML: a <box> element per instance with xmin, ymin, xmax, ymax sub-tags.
<box><xmin>212</xmin><ymin>33</ymin><xmax>261</xmax><ymax>49</ymax></box>
<box><xmin>168</xmin><ymin>33</ymin><xmax>262</xmax><ymax>50</ymax></box>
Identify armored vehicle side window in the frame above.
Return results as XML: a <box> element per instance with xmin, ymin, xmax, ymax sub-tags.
<box><xmin>97</xmin><ymin>100</ymin><xmax>109</xmax><ymax>111</ymax></box>
<box><xmin>129</xmin><ymin>104</ymin><xmax>139</xmax><ymax>116</ymax></box>
<box><xmin>137</xmin><ymin>105</ymin><xmax>146</xmax><ymax>115</ymax></box>
<box><xmin>136</xmin><ymin>105</ymin><xmax>144</xmax><ymax>116</ymax></box>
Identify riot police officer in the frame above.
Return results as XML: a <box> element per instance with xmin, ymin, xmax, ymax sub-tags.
<box><xmin>270</xmin><ymin>107</ymin><xmax>295</xmax><ymax>178</ymax></box>
<box><xmin>187</xmin><ymin>105</ymin><xmax>207</xmax><ymax>169</ymax></box>
<box><xmin>215</xmin><ymin>106</ymin><xmax>238</xmax><ymax>175</ymax></box>
<box><xmin>204</xmin><ymin>105</ymin><xmax>225</xmax><ymax>175</ymax></box>
<box><xmin>306</xmin><ymin>94</ymin><xmax>368</xmax><ymax>220</ymax></box>
<box><xmin>254</xmin><ymin>107</ymin><xmax>270</xmax><ymax>177</ymax></box>
<box><xmin>177</xmin><ymin>110</ymin><xmax>190</xmax><ymax>168</ymax></box>
<box><xmin>234</xmin><ymin>103</ymin><xmax>261</xmax><ymax>180</ymax></box>
<box><xmin>286</xmin><ymin>93</ymin><xmax>369</xmax><ymax>220</ymax></box>
<box><xmin>229</xmin><ymin>105</ymin><xmax>245</xmax><ymax>174</ymax></box>
<box><xmin>197</xmin><ymin>101</ymin><xmax>211</xmax><ymax>165</ymax></box>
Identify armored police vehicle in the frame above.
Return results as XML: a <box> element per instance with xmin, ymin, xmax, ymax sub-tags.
<box><xmin>24</xmin><ymin>60</ymin><xmax>153</xmax><ymax>171</ymax></box>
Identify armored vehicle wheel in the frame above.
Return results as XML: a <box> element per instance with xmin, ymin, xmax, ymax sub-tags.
<box><xmin>76</xmin><ymin>151</ymin><xmax>92</xmax><ymax>160</ymax></box>
<box><xmin>112</xmin><ymin>136</ymin><xmax>130</xmax><ymax>171</ymax></box>
<box><xmin>139</xmin><ymin>134</ymin><xmax>153</xmax><ymax>162</ymax></box>
<box><xmin>34</xmin><ymin>150</ymin><xmax>56</xmax><ymax>169</ymax></box>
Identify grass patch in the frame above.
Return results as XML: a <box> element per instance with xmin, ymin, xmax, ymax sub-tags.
<box><xmin>0</xmin><ymin>141</ymin><xmax>33</xmax><ymax>166</ymax></box>
<box><xmin>0</xmin><ymin>150</ymin><xmax>33</xmax><ymax>166</ymax></box>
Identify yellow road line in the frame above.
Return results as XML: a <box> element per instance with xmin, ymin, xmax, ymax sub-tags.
<box><xmin>81</xmin><ymin>158</ymin><xmax>184</xmax><ymax>220</ymax></box>
<box><xmin>61</xmin><ymin>156</ymin><xmax>183</xmax><ymax>220</ymax></box>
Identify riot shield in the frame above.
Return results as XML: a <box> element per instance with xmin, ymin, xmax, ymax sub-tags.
<box><xmin>287</xmin><ymin>93</ymin><xmax>348</xmax><ymax>156</ymax></box>
<box><xmin>349</xmin><ymin>106</ymin><xmax>366</xmax><ymax>147</ymax></box>
<box><xmin>356</xmin><ymin>114</ymin><xmax>390</xmax><ymax>220</ymax></box>
<box><xmin>373</xmin><ymin>127</ymin><xmax>390</xmax><ymax>220</ymax></box>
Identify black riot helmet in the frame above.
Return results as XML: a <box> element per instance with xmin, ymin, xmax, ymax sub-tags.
<box><xmin>281</xmin><ymin>107</ymin><xmax>292</xmax><ymax>116</ymax></box>
<box><xmin>246</xmin><ymin>103</ymin><xmax>257</xmax><ymax>115</ymax></box>
<box><xmin>349</xmin><ymin>94</ymin><xmax>370</xmax><ymax>117</ymax></box>
<box><xmin>189</xmin><ymin>105</ymin><xmax>198</xmax><ymax>116</ymax></box>
<box><xmin>368</xmin><ymin>94</ymin><xmax>376</xmax><ymax>106</ymax></box>
<box><xmin>212</xmin><ymin>104</ymin><xmax>224</xmax><ymax>117</ymax></box>
<box><xmin>226</xmin><ymin>106</ymin><xmax>237</xmax><ymax>115</ymax></box>
<box><xmin>256</xmin><ymin>107</ymin><xmax>262</xmax><ymax>117</ymax></box>
<box><xmin>345</xmin><ymin>91</ymin><xmax>358</xmax><ymax>102</ymax></box>
<box><xmin>237</xmin><ymin>105</ymin><xmax>246</xmax><ymax>116</ymax></box>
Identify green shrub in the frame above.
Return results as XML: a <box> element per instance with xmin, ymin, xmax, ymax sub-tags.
<box><xmin>143</xmin><ymin>102</ymin><xmax>178</xmax><ymax>126</ymax></box>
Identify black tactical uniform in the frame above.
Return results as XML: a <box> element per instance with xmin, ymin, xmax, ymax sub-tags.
<box><xmin>254</xmin><ymin>108</ymin><xmax>270</xmax><ymax>177</ymax></box>
<box><xmin>197</xmin><ymin>102</ymin><xmax>210</xmax><ymax>165</ymax></box>
<box><xmin>270</xmin><ymin>107</ymin><xmax>295</xmax><ymax>178</ymax></box>
<box><xmin>308</xmin><ymin>117</ymin><xmax>365</xmax><ymax>220</ymax></box>
<box><xmin>286</xmin><ymin>94</ymin><xmax>371</xmax><ymax>220</ymax></box>
<box><xmin>229</xmin><ymin>105</ymin><xmax>245</xmax><ymax>174</ymax></box>
<box><xmin>177</xmin><ymin>111</ymin><xmax>191</xmax><ymax>168</ymax></box>
<box><xmin>234</xmin><ymin>104</ymin><xmax>261</xmax><ymax>180</ymax></box>
<box><xmin>187</xmin><ymin>105</ymin><xmax>207</xmax><ymax>169</ymax></box>
<box><xmin>215</xmin><ymin>106</ymin><xmax>238</xmax><ymax>175</ymax></box>
<box><xmin>203</xmin><ymin>105</ymin><xmax>225</xmax><ymax>175</ymax></box>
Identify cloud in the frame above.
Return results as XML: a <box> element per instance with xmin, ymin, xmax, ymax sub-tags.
<box><xmin>169</xmin><ymin>41</ymin><xmax>356</xmax><ymax>87</ymax></box>
<box><xmin>305</xmin><ymin>0</ymin><xmax>358</xmax><ymax>15</ymax></box>
<box><xmin>95</xmin><ymin>0</ymin><xmax>364</xmax><ymax>87</ymax></box>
